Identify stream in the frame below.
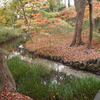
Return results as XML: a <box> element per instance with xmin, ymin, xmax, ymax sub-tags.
<box><xmin>0</xmin><ymin>37</ymin><xmax>96</xmax><ymax>79</ymax></box>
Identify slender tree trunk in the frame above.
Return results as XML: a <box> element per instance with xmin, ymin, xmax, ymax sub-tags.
<box><xmin>70</xmin><ymin>0</ymin><xmax>86</xmax><ymax>47</ymax></box>
<box><xmin>55</xmin><ymin>0</ymin><xmax>58</xmax><ymax>12</ymax></box>
<box><xmin>30</xmin><ymin>4</ymin><xmax>34</xmax><ymax>24</ymax></box>
<box><xmin>50</xmin><ymin>3</ymin><xmax>53</xmax><ymax>12</ymax></box>
<box><xmin>68</xmin><ymin>0</ymin><xmax>70</xmax><ymax>7</ymax></box>
<box><xmin>48</xmin><ymin>0</ymin><xmax>54</xmax><ymax>12</ymax></box>
<box><xmin>65</xmin><ymin>0</ymin><xmax>66</xmax><ymax>7</ymax></box>
<box><xmin>87</xmin><ymin>0</ymin><xmax>93</xmax><ymax>49</ymax></box>
<box><xmin>19</xmin><ymin>0</ymin><xmax>33</xmax><ymax>43</ymax></box>
<box><xmin>58</xmin><ymin>0</ymin><xmax>60</xmax><ymax>7</ymax></box>
<box><xmin>0</xmin><ymin>48</ymin><xmax>16</xmax><ymax>92</ymax></box>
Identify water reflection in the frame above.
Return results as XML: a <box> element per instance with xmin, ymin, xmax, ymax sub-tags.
<box><xmin>51</xmin><ymin>79</ymin><xmax>57</xmax><ymax>84</ymax></box>
<box><xmin>19</xmin><ymin>45</ymin><xmax>24</xmax><ymax>49</ymax></box>
<box><xmin>1</xmin><ymin>45</ymin><xmax>94</xmax><ymax>78</ymax></box>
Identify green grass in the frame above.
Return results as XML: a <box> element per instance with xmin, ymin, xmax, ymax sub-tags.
<box><xmin>66</xmin><ymin>76</ymin><xmax>100</xmax><ymax>100</ymax></box>
<box><xmin>7</xmin><ymin>56</ymin><xmax>50</xmax><ymax>99</ymax></box>
<box><xmin>7</xmin><ymin>56</ymin><xmax>74</xmax><ymax>99</ymax></box>
<box><xmin>7</xmin><ymin>56</ymin><xmax>100</xmax><ymax>100</ymax></box>
<box><xmin>3</xmin><ymin>34</ymin><xmax>30</xmax><ymax>48</ymax></box>
<box><xmin>0</xmin><ymin>25</ymin><xmax>22</xmax><ymax>43</ymax></box>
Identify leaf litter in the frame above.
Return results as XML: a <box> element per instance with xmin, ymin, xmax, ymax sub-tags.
<box><xmin>25</xmin><ymin>32</ymin><xmax>100</xmax><ymax>62</ymax></box>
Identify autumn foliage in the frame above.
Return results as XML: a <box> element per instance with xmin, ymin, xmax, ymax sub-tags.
<box><xmin>0</xmin><ymin>82</ymin><xmax>32</xmax><ymax>100</ymax></box>
<box><xmin>58</xmin><ymin>8</ymin><xmax>76</xmax><ymax>21</ymax></box>
<box><xmin>84</xmin><ymin>1</ymin><xmax>100</xmax><ymax>19</ymax></box>
<box><xmin>0</xmin><ymin>16</ymin><xmax>6</xmax><ymax>24</ymax></box>
<box><xmin>93</xmin><ymin>1</ymin><xmax>100</xmax><ymax>18</ymax></box>
<box><xmin>57</xmin><ymin>1</ymin><xmax>100</xmax><ymax>21</ymax></box>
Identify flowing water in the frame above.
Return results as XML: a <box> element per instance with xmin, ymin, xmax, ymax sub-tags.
<box><xmin>0</xmin><ymin>38</ymin><xmax>95</xmax><ymax>78</ymax></box>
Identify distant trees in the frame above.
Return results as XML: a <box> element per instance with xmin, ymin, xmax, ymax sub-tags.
<box><xmin>48</xmin><ymin>0</ymin><xmax>54</xmax><ymax>12</ymax></box>
<box><xmin>0</xmin><ymin>0</ymin><xmax>18</xmax><ymax>26</ymax></box>
<box><xmin>55</xmin><ymin>0</ymin><xmax>58</xmax><ymax>12</ymax></box>
<box><xmin>64</xmin><ymin>0</ymin><xmax>70</xmax><ymax>7</ymax></box>
<box><xmin>47</xmin><ymin>0</ymin><xmax>65</xmax><ymax>12</ymax></box>
<box><xmin>64</xmin><ymin>0</ymin><xmax>66</xmax><ymax>7</ymax></box>
<box><xmin>68</xmin><ymin>0</ymin><xmax>70</xmax><ymax>7</ymax></box>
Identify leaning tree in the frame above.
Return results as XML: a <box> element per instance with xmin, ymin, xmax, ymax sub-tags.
<box><xmin>0</xmin><ymin>48</ymin><xmax>16</xmax><ymax>92</ymax></box>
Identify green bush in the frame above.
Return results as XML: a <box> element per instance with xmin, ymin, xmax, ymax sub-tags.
<box><xmin>93</xmin><ymin>31</ymin><xmax>100</xmax><ymax>41</ymax></box>
<box><xmin>40</xmin><ymin>10</ymin><xmax>59</xmax><ymax>19</ymax></box>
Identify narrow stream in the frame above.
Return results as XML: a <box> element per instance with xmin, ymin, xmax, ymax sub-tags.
<box><xmin>0</xmin><ymin>42</ymin><xmax>95</xmax><ymax>78</ymax></box>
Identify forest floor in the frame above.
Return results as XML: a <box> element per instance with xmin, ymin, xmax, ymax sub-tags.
<box><xmin>25</xmin><ymin>32</ymin><xmax>100</xmax><ymax>62</ymax></box>
<box><xmin>0</xmin><ymin>82</ymin><xmax>32</xmax><ymax>100</ymax></box>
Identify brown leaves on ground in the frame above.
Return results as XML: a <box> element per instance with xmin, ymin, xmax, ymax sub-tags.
<box><xmin>0</xmin><ymin>82</ymin><xmax>33</xmax><ymax>100</ymax></box>
<box><xmin>25</xmin><ymin>33</ymin><xmax>100</xmax><ymax>62</ymax></box>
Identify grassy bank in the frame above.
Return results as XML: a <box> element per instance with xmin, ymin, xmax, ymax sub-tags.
<box><xmin>0</xmin><ymin>26</ymin><xmax>22</xmax><ymax>43</ymax></box>
<box><xmin>7</xmin><ymin>56</ymin><xmax>100</xmax><ymax>100</ymax></box>
<box><xmin>67</xmin><ymin>76</ymin><xmax>100</xmax><ymax>100</ymax></box>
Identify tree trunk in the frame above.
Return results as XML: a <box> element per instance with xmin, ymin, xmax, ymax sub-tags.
<box><xmin>70</xmin><ymin>0</ymin><xmax>86</xmax><ymax>47</ymax></box>
<box><xmin>48</xmin><ymin>0</ymin><xmax>54</xmax><ymax>12</ymax></box>
<box><xmin>68</xmin><ymin>0</ymin><xmax>70</xmax><ymax>7</ymax></box>
<box><xmin>0</xmin><ymin>48</ymin><xmax>16</xmax><ymax>92</ymax></box>
<box><xmin>87</xmin><ymin>0</ymin><xmax>93</xmax><ymax>49</ymax></box>
<box><xmin>55</xmin><ymin>0</ymin><xmax>58</xmax><ymax>12</ymax></box>
<box><xmin>30</xmin><ymin>4</ymin><xmax>34</xmax><ymax>24</ymax></box>
<box><xmin>58</xmin><ymin>0</ymin><xmax>60</xmax><ymax>7</ymax></box>
<box><xmin>65</xmin><ymin>0</ymin><xmax>66</xmax><ymax>7</ymax></box>
<box><xmin>19</xmin><ymin>0</ymin><xmax>33</xmax><ymax>43</ymax></box>
<box><xmin>50</xmin><ymin>2</ymin><xmax>54</xmax><ymax>12</ymax></box>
